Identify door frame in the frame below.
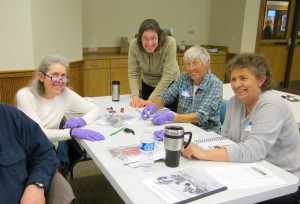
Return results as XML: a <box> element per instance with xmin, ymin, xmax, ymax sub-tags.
<box><xmin>255</xmin><ymin>0</ymin><xmax>297</xmax><ymax>88</ymax></box>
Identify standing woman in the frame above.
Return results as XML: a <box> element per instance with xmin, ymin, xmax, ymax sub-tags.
<box><xmin>128</xmin><ymin>19</ymin><xmax>180</xmax><ymax>111</ymax></box>
<box><xmin>16</xmin><ymin>55</ymin><xmax>105</xmax><ymax>173</ymax></box>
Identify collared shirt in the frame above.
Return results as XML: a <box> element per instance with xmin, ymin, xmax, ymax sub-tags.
<box><xmin>161</xmin><ymin>70</ymin><xmax>223</xmax><ymax>133</ymax></box>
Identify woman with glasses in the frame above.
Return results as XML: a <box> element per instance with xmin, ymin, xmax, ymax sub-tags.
<box><xmin>16</xmin><ymin>55</ymin><xmax>105</xmax><ymax>175</ymax></box>
<box><xmin>128</xmin><ymin>19</ymin><xmax>180</xmax><ymax>112</ymax></box>
<box><xmin>141</xmin><ymin>45</ymin><xmax>223</xmax><ymax>133</ymax></box>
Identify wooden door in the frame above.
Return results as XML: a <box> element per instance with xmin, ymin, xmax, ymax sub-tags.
<box><xmin>255</xmin><ymin>0</ymin><xmax>297</xmax><ymax>87</ymax></box>
<box><xmin>287</xmin><ymin>10</ymin><xmax>300</xmax><ymax>89</ymax></box>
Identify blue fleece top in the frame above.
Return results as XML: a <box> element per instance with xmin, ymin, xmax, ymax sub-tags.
<box><xmin>0</xmin><ymin>103</ymin><xmax>59</xmax><ymax>204</ymax></box>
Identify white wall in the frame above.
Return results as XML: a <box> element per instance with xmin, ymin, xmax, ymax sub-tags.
<box><xmin>82</xmin><ymin>0</ymin><xmax>211</xmax><ymax>48</ymax></box>
<box><xmin>0</xmin><ymin>0</ymin><xmax>34</xmax><ymax>70</ymax></box>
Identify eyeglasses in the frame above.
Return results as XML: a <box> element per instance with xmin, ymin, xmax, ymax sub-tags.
<box><xmin>141</xmin><ymin>37</ymin><xmax>158</xmax><ymax>42</ymax></box>
<box><xmin>44</xmin><ymin>73</ymin><xmax>70</xmax><ymax>83</ymax></box>
<box><xmin>185</xmin><ymin>60</ymin><xmax>202</xmax><ymax>68</ymax></box>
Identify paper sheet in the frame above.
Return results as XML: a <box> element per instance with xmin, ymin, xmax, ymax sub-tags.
<box><xmin>206</xmin><ymin>163</ymin><xmax>286</xmax><ymax>190</ymax></box>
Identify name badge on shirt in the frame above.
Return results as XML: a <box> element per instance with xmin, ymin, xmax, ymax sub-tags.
<box><xmin>181</xmin><ymin>88</ymin><xmax>190</xmax><ymax>97</ymax></box>
<box><xmin>244</xmin><ymin>121</ymin><xmax>252</xmax><ymax>132</ymax></box>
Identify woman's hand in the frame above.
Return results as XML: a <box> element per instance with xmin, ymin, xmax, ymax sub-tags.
<box><xmin>181</xmin><ymin>143</ymin><xmax>206</xmax><ymax>160</ymax></box>
<box><xmin>141</xmin><ymin>99</ymin><xmax>153</xmax><ymax>107</ymax></box>
<box><xmin>130</xmin><ymin>95</ymin><xmax>144</xmax><ymax>108</ymax></box>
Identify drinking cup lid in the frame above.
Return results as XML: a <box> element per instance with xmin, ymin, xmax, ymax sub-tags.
<box><xmin>164</xmin><ymin>125</ymin><xmax>184</xmax><ymax>136</ymax></box>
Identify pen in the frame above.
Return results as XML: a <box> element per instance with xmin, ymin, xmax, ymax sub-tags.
<box><xmin>251</xmin><ymin>166</ymin><xmax>267</xmax><ymax>175</ymax></box>
<box><xmin>110</xmin><ymin>127</ymin><xmax>125</xmax><ymax>136</ymax></box>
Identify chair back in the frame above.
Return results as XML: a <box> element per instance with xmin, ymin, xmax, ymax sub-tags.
<box><xmin>220</xmin><ymin>99</ymin><xmax>228</xmax><ymax>125</ymax></box>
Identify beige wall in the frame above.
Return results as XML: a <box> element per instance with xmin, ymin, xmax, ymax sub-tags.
<box><xmin>30</xmin><ymin>0</ymin><xmax>82</xmax><ymax>65</ymax></box>
<box><xmin>210</xmin><ymin>0</ymin><xmax>246</xmax><ymax>53</ymax></box>
<box><xmin>240</xmin><ymin>0</ymin><xmax>261</xmax><ymax>53</ymax></box>
<box><xmin>1</xmin><ymin>0</ymin><xmax>260</xmax><ymax>71</ymax></box>
<box><xmin>82</xmin><ymin>0</ymin><xmax>212</xmax><ymax>48</ymax></box>
<box><xmin>209</xmin><ymin>0</ymin><xmax>260</xmax><ymax>53</ymax></box>
<box><xmin>0</xmin><ymin>0</ymin><xmax>34</xmax><ymax>70</ymax></box>
<box><xmin>0</xmin><ymin>0</ymin><xmax>82</xmax><ymax>70</ymax></box>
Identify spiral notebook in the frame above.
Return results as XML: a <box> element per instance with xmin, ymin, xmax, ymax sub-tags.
<box><xmin>191</xmin><ymin>131</ymin><xmax>236</xmax><ymax>150</ymax></box>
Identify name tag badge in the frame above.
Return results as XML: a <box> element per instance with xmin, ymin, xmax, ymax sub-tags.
<box><xmin>181</xmin><ymin>88</ymin><xmax>190</xmax><ymax>97</ymax></box>
<box><xmin>244</xmin><ymin>121</ymin><xmax>252</xmax><ymax>132</ymax></box>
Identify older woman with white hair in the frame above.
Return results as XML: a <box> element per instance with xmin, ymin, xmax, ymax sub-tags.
<box><xmin>141</xmin><ymin>45</ymin><xmax>223</xmax><ymax>133</ymax></box>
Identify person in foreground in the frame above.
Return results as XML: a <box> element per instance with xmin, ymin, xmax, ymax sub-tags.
<box><xmin>0</xmin><ymin>102</ymin><xmax>75</xmax><ymax>204</ymax></box>
<box><xmin>16</xmin><ymin>55</ymin><xmax>104</xmax><ymax>174</ymax></box>
<box><xmin>141</xmin><ymin>45</ymin><xmax>223</xmax><ymax>133</ymax></box>
<box><xmin>128</xmin><ymin>19</ymin><xmax>180</xmax><ymax>111</ymax></box>
<box><xmin>181</xmin><ymin>53</ymin><xmax>300</xmax><ymax>203</ymax></box>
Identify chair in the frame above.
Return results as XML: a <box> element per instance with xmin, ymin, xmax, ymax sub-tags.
<box><xmin>220</xmin><ymin>99</ymin><xmax>228</xmax><ymax>125</ymax></box>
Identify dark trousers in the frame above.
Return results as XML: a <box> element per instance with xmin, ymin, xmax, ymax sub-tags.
<box><xmin>141</xmin><ymin>80</ymin><xmax>178</xmax><ymax>112</ymax></box>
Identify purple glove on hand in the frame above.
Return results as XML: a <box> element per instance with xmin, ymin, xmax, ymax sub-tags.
<box><xmin>151</xmin><ymin>112</ymin><xmax>175</xmax><ymax>125</ymax></box>
<box><xmin>71</xmin><ymin>128</ymin><xmax>105</xmax><ymax>141</ymax></box>
<box><xmin>141</xmin><ymin>104</ymin><xmax>158</xmax><ymax>120</ymax></box>
<box><xmin>153</xmin><ymin>129</ymin><xmax>164</xmax><ymax>141</ymax></box>
<box><xmin>63</xmin><ymin>118</ymin><xmax>86</xmax><ymax>128</ymax></box>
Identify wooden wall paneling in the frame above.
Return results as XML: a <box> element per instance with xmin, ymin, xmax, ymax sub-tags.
<box><xmin>210</xmin><ymin>64</ymin><xmax>226</xmax><ymax>82</ymax></box>
<box><xmin>111</xmin><ymin>68</ymin><xmax>130</xmax><ymax>94</ymax></box>
<box><xmin>290</xmin><ymin>46</ymin><xmax>300</xmax><ymax>81</ymax></box>
<box><xmin>111</xmin><ymin>58</ymin><xmax>130</xmax><ymax>95</ymax></box>
<box><xmin>83</xmin><ymin>69</ymin><xmax>111</xmax><ymax>97</ymax></box>
<box><xmin>0</xmin><ymin>70</ymin><xmax>34</xmax><ymax>105</ymax></box>
<box><xmin>257</xmin><ymin>45</ymin><xmax>288</xmax><ymax>83</ymax></box>
<box><xmin>69</xmin><ymin>60</ymin><xmax>84</xmax><ymax>96</ymax></box>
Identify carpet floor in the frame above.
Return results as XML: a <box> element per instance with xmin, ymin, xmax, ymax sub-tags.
<box><xmin>67</xmin><ymin>160</ymin><xmax>125</xmax><ymax>204</ymax></box>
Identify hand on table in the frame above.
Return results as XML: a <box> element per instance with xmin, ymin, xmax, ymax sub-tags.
<box><xmin>130</xmin><ymin>95</ymin><xmax>144</xmax><ymax>108</ymax></box>
<box><xmin>141</xmin><ymin>104</ymin><xmax>157</xmax><ymax>119</ymax></box>
<box><xmin>71</xmin><ymin>128</ymin><xmax>105</xmax><ymax>141</ymax></box>
<box><xmin>63</xmin><ymin>118</ymin><xmax>86</xmax><ymax>128</ymax></box>
<box><xmin>181</xmin><ymin>143</ymin><xmax>203</xmax><ymax>159</ymax></box>
<box><xmin>151</xmin><ymin>112</ymin><xmax>175</xmax><ymax>125</ymax></box>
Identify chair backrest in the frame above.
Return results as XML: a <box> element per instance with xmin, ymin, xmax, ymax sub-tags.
<box><xmin>220</xmin><ymin>99</ymin><xmax>228</xmax><ymax>125</ymax></box>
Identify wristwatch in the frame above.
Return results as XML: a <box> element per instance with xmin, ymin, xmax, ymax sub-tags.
<box><xmin>32</xmin><ymin>182</ymin><xmax>45</xmax><ymax>189</ymax></box>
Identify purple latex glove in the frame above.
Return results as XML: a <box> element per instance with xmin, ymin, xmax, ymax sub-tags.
<box><xmin>154</xmin><ymin>129</ymin><xmax>164</xmax><ymax>141</ymax></box>
<box><xmin>63</xmin><ymin>118</ymin><xmax>86</xmax><ymax>128</ymax></box>
<box><xmin>71</xmin><ymin>128</ymin><xmax>105</xmax><ymax>141</ymax></box>
<box><xmin>151</xmin><ymin>112</ymin><xmax>175</xmax><ymax>125</ymax></box>
<box><xmin>141</xmin><ymin>104</ymin><xmax>158</xmax><ymax>120</ymax></box>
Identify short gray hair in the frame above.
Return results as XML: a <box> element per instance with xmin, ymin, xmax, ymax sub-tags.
<box><xmin>31</xmin><ymin>55</ymin><xmax>70</xmax><ymax>95</ymax></box>
<box><xmin>226</xmin><ymin>53</ymin><xmax>274</xmax><ymax>91</ymax></box>
<box><xmin>183</xmin><ymin>45</ymin><xmax>210</xmax><ymax>68</ymax></box>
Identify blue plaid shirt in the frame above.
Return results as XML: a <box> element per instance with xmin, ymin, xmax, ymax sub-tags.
<box><xmin>161</xmin><ymin>70</ymin><xmax>223</xmax><ymax>133</ymax></box>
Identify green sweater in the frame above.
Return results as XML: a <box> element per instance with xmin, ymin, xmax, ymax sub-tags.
<box><xmin>128</xmin><ymin>36</ymin><xmax>180</xmax><ymax>100</ymax></box>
